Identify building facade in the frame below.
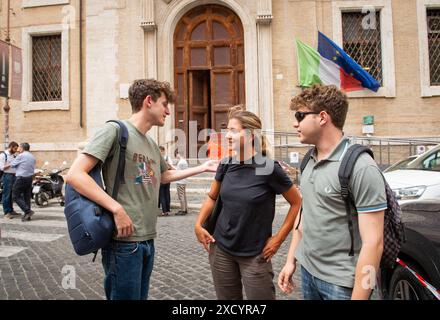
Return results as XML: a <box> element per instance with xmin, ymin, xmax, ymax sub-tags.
<box><xmin>0</xmin><ymin>0</ymin><xmax>439</xmax><ymax>166</ymax></box>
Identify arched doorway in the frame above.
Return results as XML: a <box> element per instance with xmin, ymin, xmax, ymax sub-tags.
<box><xmin>173</xmin><ymin>4</ymin><xmax>245</xmax><ymax>154</ymax></box>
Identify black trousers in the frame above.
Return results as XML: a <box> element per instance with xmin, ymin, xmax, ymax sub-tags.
<box><xmin>12</xmin><ymin>176</ymin><xmax>33</xmax><ymax>214</ymax></box>
<box><xmin>158</xmin><ymin>183</ymin><xmax>171</xmax><ymax>213</ymax></box>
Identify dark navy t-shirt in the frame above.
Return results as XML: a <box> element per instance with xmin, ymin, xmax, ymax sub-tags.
<box><xmin>214</xmin><ymin>156</ymin><xmax>293</xmax><ymax>257</ymax></box>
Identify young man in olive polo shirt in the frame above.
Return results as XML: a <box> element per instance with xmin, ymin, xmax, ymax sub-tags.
<box><xmin>66</xmin><ymin>79</ymin><xmax>218</xmax><ymax>300</ymax></box>
<box><xmin>278</xmin><ymin>85</ymin><xmax>386</xmax><ymax>300</ymax></box>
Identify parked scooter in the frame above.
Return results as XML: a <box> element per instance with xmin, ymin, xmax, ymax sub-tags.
<box><xmin>32</xmin><ymin>161</ymin><xmax>69</xmax><ymax>207</ymax></box>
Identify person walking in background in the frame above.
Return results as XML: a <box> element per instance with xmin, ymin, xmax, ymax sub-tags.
<box><xmin>158</xmin><ymin>146</ymin><xmax>175</xmax><ymax>216</ymax></box>
<box><xmin>195</xmin><ymin>106</ymin><xmax>302</xmax><ymax>300</ymax></box>
<box><xmin>174</xmin><ymin>149</ymin><xmax>188</xmax><ymax>216</ymax></box>
<box><xmin>10</xmin><ymin>143</ymin><xmax>36</xmax><ymax>222</ymax></box>
<box><xmin>0</xmin><ymin>141</ymin><xmax>19</xmax><ymax>219</ymax></box>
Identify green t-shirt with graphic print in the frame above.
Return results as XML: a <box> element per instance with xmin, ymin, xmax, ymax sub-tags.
<box><xmin>83</xmin><ymin>120</ymin><xmax>168</xmax><ymax>242</ymax></box>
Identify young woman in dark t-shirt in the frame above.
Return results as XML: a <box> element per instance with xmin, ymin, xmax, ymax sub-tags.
<box><xmin>195</xmin><ymin>106</ymin><xmax>302</xmax><ymax>300</ymax></box>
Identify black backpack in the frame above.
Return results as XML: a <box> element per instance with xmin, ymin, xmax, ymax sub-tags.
<box><xmin>64</xmin><ymin>120</ymin><xmax>128</xmax><ymax>261</ymax></box>
<box><xmin>299</xmin><ymin>144</ymin><xmax>405</xmax><ymax>268</ymax></box>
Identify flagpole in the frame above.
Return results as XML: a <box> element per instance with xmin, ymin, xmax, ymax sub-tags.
<box><xmin>3</xmin><ymin>0</ymin><xmax>11</xmax><ymax>149</ymax></box>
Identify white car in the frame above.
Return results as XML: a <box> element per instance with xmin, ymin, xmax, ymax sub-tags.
<box><xmin>384</xmin><ymin>144</ymin><xmax>440</xmax><ymax>204</ymax></box>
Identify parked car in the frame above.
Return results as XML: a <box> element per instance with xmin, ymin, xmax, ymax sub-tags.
<box><xmin>383</xmin><ymin>155</ymin><xmax>418</xmax><ymax>173</ymax></box>
<box><xmin>384</xmin><ymin>144</ymin><xmax>440</xmax><ymax>204</ymax></box>
<box><xmin>380</xmin><ymin>199</ymin><xmax>440</xmax><ymax>300</ymax></box>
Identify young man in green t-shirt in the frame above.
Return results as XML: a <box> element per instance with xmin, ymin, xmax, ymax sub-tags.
<box><xmin>278</xmin><ymin>85</ymin><xmax>386</xmax><ymax>300</ymax></box>
<box><xmin>66</xmin><ymin>79</ymin><xmax>218</xmax><ymax>300</ymax></box>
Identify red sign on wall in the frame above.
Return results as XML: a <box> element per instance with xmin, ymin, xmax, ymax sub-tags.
<box><xmin>10</xmin><ymin>45</ymin><xmax>22</xmax><ymax>101</ymax></box>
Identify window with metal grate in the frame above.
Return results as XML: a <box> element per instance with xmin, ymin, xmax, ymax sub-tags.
<box><xmin>342</xmin><ymin>11</ymin><xmax>383</xmax><ymax>86</ymax></box>
<box><xmin>32</xmin><ymin>34</ymin><xmax>62</xmax><ymax>102</ymax></box>
<box><xmin>428</xmin><ymin>9</ymin><xmax>440</xmax><ymax>86</ymax></box>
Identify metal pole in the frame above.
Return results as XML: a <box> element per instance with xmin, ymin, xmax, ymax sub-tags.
<box><xmin>79</xmin><ymin>0</ymin><xmax>83</xmax><ymax>128</ymax></box>
<box><xmin>3</xmin><ymin>0</ymin><xmax>11</xmax><ymax>149</ymax></box>
<box><xmin>387</xmin><ymin>141</ymin><xmax>390</xmax><ymax>166</ymax></box>
<box><xmin>379</xmin><ymin>139</ymin><xmax>382</xmax><ymax>167</ymax></box>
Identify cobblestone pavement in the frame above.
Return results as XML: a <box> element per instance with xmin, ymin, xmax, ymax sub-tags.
<box><xmin>0</xmin><ymin>201</ymin><xmax>303</xmax><ymax>300</ymax></box>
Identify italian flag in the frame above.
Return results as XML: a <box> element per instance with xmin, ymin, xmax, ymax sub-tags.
<box><xmin>296</xmin><ymin>39</ymin><xmax>365</xmax><ymax>92</ymax></box>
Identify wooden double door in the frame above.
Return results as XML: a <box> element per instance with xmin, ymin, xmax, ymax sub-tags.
<box><xmin>174</xmin><ymin>5</ymin><xmax>245</xmax><ymax>153</ymax></box>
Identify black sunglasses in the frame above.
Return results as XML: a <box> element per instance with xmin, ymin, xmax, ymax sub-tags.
<box><xmin>295</xmin><ymin>111</ymin><xmax>320</xmax><ymax>123</ymax></box>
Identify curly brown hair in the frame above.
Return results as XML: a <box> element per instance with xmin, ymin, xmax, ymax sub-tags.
<box><xmin>289</xmin><ymin>85</ymin><xmax>348</xmax><ymax>130</ymax></box>
<box><xmin>129</xmin><ymin>79</ymin><xmax>176</xmax><ymax>113</ymax></box>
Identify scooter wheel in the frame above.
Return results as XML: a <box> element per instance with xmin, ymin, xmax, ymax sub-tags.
<box><xmin>36</xmin><ymin>193</ymin><xmax>49</xmax><ymax>207</ymax></box>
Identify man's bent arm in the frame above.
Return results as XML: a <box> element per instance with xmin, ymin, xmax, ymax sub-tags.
<box><xmin>352</xmin><ymin>210</ymin><xmax>384</xmax><ymax>300</ymax></box>
<box><xmin>65</xmin><ymin>153</ymin><xmax>133</xmax><ymax>238</ymax></box>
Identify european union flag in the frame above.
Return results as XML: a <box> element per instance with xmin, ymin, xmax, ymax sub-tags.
<box><xmin>317</xmin><ymin>31</ymin><xmax>381</xmax><ymax>92</ymax></box>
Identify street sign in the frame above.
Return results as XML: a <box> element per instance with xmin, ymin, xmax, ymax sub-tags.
<box><xmin>363</xmin><ymin>115</ymin><xmax>374</xmax><ymax>125</ymax></box>
<box><xmin>289</xmin><ymin>152</ymin><xmax>299</xmax><ymax>164</ymax></box>
<box><xmin>416</xmin><ymin>145</ymin><xmax>426</xmax><ymax>155</ymax></box>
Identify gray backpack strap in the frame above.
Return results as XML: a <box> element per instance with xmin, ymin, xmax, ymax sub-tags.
<box><xmin>338</xmin><ymin>144</ymin><xmax>374</xmax><ymax>256</ymax></box>
<box><xmin>295</xmin><ymin>148</ymin><xmax>315</xmax><ymax>230</ymax></box>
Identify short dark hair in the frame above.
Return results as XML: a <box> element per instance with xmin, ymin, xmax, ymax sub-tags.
<box><xmin>159</xmin><ymin>146</ymin><xmax>165</xmax><ymax>152</ymax></box>
<box><xmin>20</xmin><ymin>142</ymin><xmax>30</xmax><ymax>151</ymax></box>
<box><xmin>290</xmin><ymin>85</ymin><xmax>348</xmax><ymax>130</ymax></box>
<box><xmin>8</xmin><ymin>141</ymin><xmax>18</xmax><ymax>149</ymax></box>
<box><xmin>128</xmin><ymin>79</ymin><xmax>175</xmax><ymax>113</ymax></box>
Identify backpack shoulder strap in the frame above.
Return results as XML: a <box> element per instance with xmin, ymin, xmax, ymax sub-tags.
<box><xmin>295</xmin><ymin>147</ymin><xmax>315</xmax><ymax>230</ymax></box>
<box><xmin>338</xmin><ymin>144</ymin><xmax>374</xmax><ymax>198</ymax></box>
<box><xmin>338</xmin><ymin>143</ymin><xmax>374</xmax><ymax>256</ymax></box>
<box><xmin>106</xmin><ymin>120</ymin><xmax>129</xmax><ymax>200</ymax></box>
<box><xmin>300</xmin><ymin>147</ymin><xmax>315</xmax><ymax>173</ymax></box>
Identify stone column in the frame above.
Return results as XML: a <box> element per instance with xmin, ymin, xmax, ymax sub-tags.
<box><xmin>257</xmin><ymin>0</ymin><xmax>275</xmax><ymax>140</ymax></box>
<box><xmin>85</xmin><ymin>1</ymin><xmax>120</xmax><ymax>138</ymax></box>
<box><xmin>141</xmin><ymin>0</ymin><xmax>159</xmax><ymax>142</ymax></box>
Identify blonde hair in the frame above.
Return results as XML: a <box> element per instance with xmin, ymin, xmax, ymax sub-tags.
<box><xmin>228</xmin><ymin>105</ymin><xmax>270</xmax><ymax>157</ymax></box>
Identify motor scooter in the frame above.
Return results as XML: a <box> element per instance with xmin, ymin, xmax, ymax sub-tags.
<box><xmin>32</xmin><ymin>161</ymin><xmax>69</xmax><ymax>207</ymax></box>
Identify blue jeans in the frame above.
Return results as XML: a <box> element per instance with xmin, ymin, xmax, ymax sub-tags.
<box><xmin>301</xmin><ymin>266</ymin><xmax>352</xmax><ymax>300</ymax></box>
<box><xmin>2</xmin><ymin>173</ymin><xmax>16</xmax><ymax>214</ymax></box>
<box><xmin>102</xmin><ymin>239</ymin><xmax>155</xmax><ymax>300</ymax></box>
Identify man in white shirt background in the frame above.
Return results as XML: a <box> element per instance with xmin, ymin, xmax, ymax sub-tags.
<box><xmin>0</xmin><ymin>142</ymin><xmax>19</xmax><ymax>219</ymax></box>
<box><xmin>174</xmin><ymin>149</ymin><xmax>189</xmax><ymax>216</ymax></box>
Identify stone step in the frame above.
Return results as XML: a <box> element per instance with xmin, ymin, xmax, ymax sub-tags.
<box><xmin>0</xmin><ymin>246</ymin><xmax>27</xmax><ymax>258</ymax></box>
<box><xmin>170</xmin><ymin>201</ymin><xmax>291</xmax><ymax>211</ymax></box>
<box><xmin>169</xmin><ymin>187</ymin><xmax>289</xmax><ymax>200</ymax></box>
<box><xmin>1</xmin><ymin>230</ymin><xmax>65</xmax><ymax>242</ymax></box>
<box><xmin>170</xmin><ymin>177</ymin><xmax>214</xmax><ymax>189</ymax></box>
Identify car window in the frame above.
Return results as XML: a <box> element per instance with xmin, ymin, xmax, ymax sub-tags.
<box><xmin>407</xmin><ymin>149</ymin><xmax>440</xmax><ymax>172</ymax></box>
<box><xmin>384</xmin><ymin>156</ymin><xmax>417</xmax><ymax>173</ymax></box>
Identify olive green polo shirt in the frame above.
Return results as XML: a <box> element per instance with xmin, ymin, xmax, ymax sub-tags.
<box><xmin>83</xmin><ymin>120</ymin><xmax>168</xmax><ymax>242</ymax></box>
<box><xmin>295</xmin><ymin>137</ymin><xmax>387</xmax><ymax>288</ymax></box>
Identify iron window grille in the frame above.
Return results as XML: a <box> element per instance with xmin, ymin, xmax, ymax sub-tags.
<box><xmin>342</xmin><ymin>11</ymin><xmax>383</xmax><ymax>85</ymax></box>
<box><xmin>428</xmin><ymin>9</ymin><xmax>440</xmax><ymax>86</ymax></box>
<box><xmin>32</xmin><ymin>34</ymin><xmax>62</xmax><ymax>102</ymax></box>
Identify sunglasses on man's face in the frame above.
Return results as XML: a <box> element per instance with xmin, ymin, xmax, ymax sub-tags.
<box><xmin>294</xmin><ymin>111</ymin><xmax>320</xmax><ymax>123</ymax></box>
